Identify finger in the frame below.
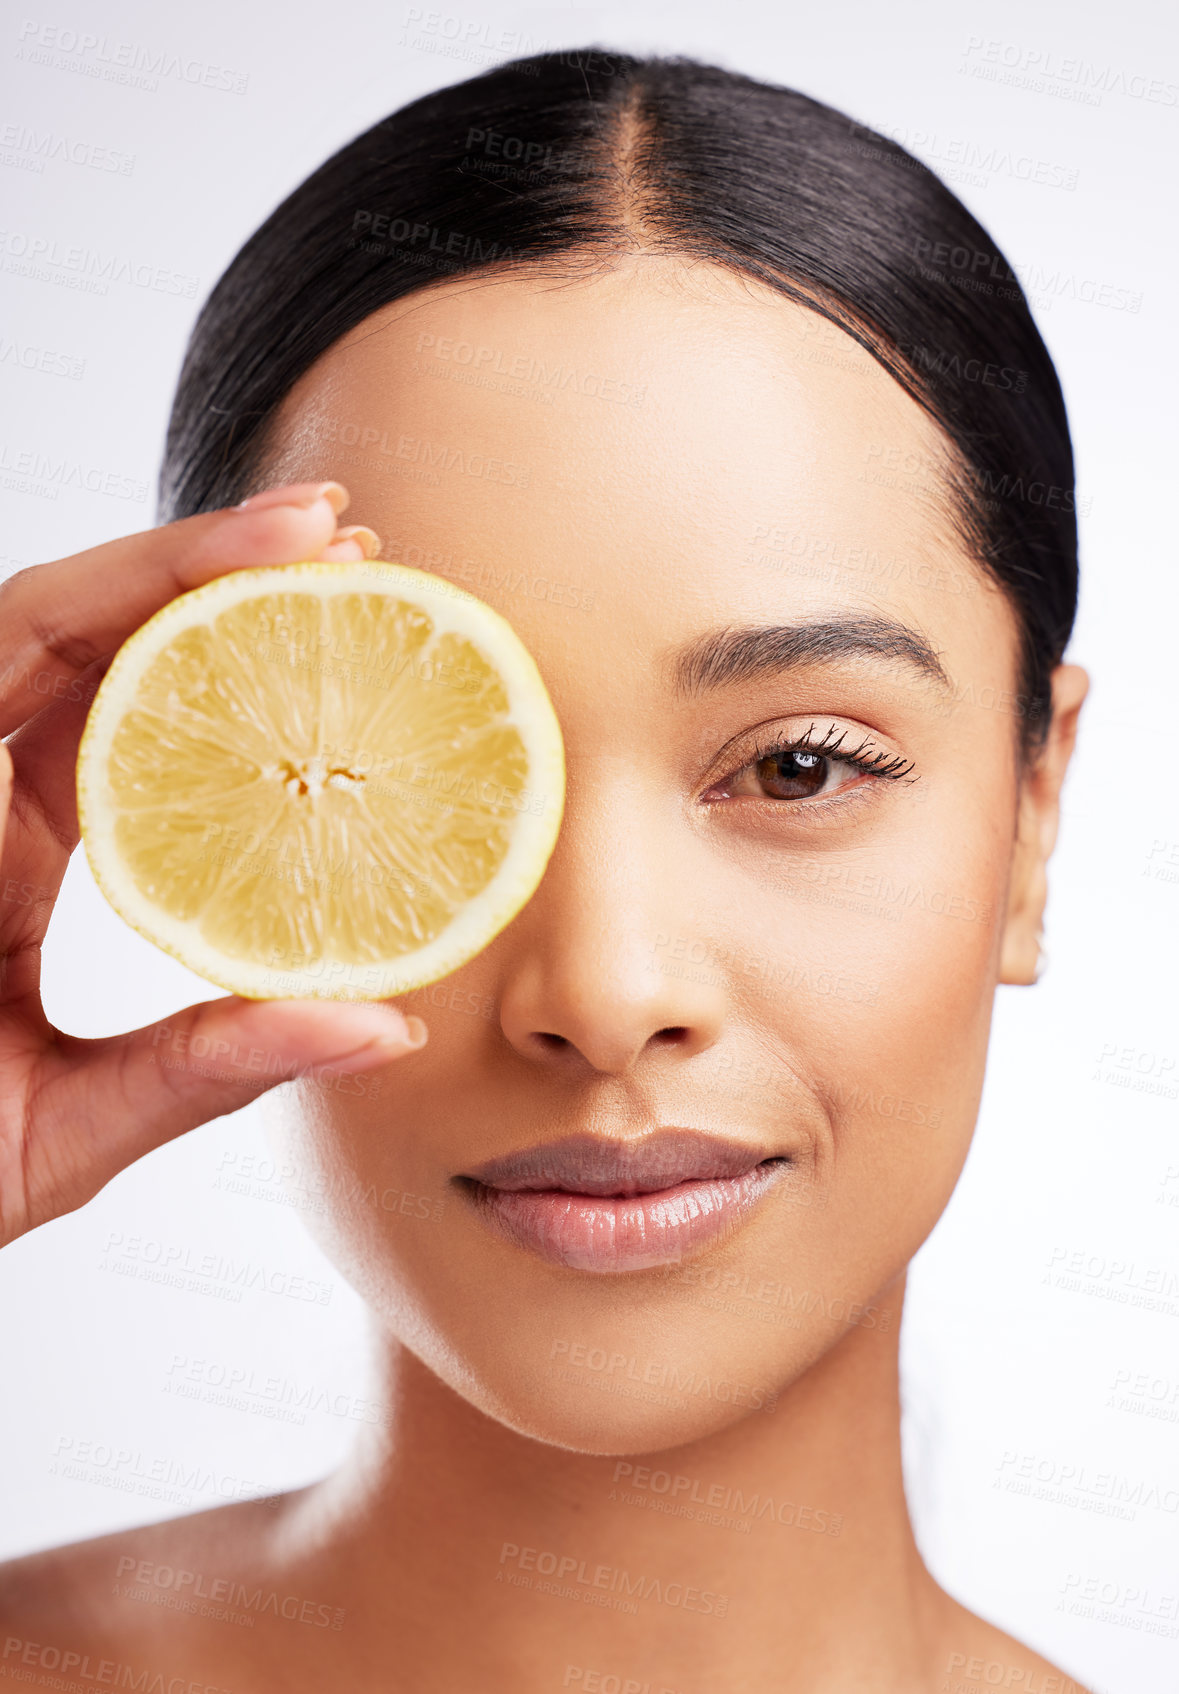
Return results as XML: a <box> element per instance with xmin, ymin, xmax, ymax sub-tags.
<box><xmin>3</xmin><ymin>512</ymin><xmax>384</xmax><ymax>845</ymax></box>
<box><xmin>4</xmin><ymin>662</ymin><xmax>97</xmax><ymax>836</ymax></box>
<box><xmin>318</xmin><ymin>525</ymin><xmax>381</xmax><ymax>564</ymax></box>
<box><xmin>0</xmin><ymin>748</ymin><xmax>41</xmax><ymax>997</ymax></box>
<box><xmin>0</xmin><ymin>505</ymin><xmax>382</xmax><ymax>944</ymax></box>
<box><xmin>0</xmin><ymin>742</ymin><xmax>11</xmax><ymax>847</ymax></box>
<box><xmin>0</xmin><ymin>506</ymin><xmax>385</xmax><ymax>949</ymax></box>
<box><xmin>0</xmin><ymin>481</ymin><xmax>353</xmax><ymax>737</ymax></box>
<box><xmin>7</xmin><ymin>997</ymin><xmax>428</xmax><ymax>1243</ymax></box>
<box><xmin>0</xmin><ymin>741</ymin><xmax>55</xmax><ymax>1013</ymax></box>
<box><xmin>0</xmin><ymin>681</ymin><xmax>99</xmax><ymax>964</ymax></box>
<box><xmin>0</xmin><ymin>505</ymin><xmax>384</xmax><ymax>965</ymax></box>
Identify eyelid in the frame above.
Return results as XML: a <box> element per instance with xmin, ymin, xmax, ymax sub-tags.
<box><xmin>747</xmin><ymin>724</ymin><xmax>914</xmax><ymax>782</ymax></box>
<box><xmin>701</xmin><ymin>716</ymin><xmax>915</xmax><ymax>795</ymax></box>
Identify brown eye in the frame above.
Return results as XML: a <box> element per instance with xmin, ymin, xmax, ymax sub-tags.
<box><xmin>716</xmin><ymin>729</ymin><xmax>913</xmax><ymax>805</ymax></box>
<box><xmin>753</xmin><ymin>749</ymin><xmax>829</xmax><ymax>799</ymax></box>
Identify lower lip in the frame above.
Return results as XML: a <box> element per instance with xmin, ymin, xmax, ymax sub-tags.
<box><xmin>465</xmin><ymin>1162</ymin><xmax>786</xmax><ymax>1273</ymax></box>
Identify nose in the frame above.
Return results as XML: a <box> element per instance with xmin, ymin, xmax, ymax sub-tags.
<box><xmin>495</xmin><ymin>772</ymin><xmax>727</xmax><ymax>1078</ymax></box>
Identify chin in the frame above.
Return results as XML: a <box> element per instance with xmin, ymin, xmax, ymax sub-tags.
<box><xmin>445</xmin><ymin>1358</ymin><xmax>788</xmax><ymax>1456</ymax></box>
<box><xmin>384</xmin><ymin>1272</ymin><xmax>859</xmax><ymax>1457</ymax></box>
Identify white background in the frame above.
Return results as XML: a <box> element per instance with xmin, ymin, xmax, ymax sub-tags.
<box><xmin>1</xmin><ymin>1</ymin><xmax>1177</xmax><ymax>1689</ymax></box>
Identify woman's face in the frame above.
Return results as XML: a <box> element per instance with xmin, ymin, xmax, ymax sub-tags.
<box><xmin>261</xmin><ymin>258</ymin><xmax>1048</xmax><ymax>1453</ymax></box>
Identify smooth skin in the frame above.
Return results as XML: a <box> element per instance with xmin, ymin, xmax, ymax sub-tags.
<box><xmin>0</xmin><ymin>257</ymin><xmax>1091</xmax><ymax>1693</ymax></box>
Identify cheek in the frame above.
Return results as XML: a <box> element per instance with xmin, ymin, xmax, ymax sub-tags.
<box><xmin>264</xmin><ymin>1083</ymin><xmax>457</xmax><ymax>1355</ymax></box>
<box><xmin>259</xmin><ymin>778</ymin><xmax>1014</xmax><ymax>1452</ymax></box>
<box><xmin>821</xmin><ymin>900</ymin><xmax>999</xmax><ymax>1272</ymax></box>
<box><xmin>732</xmin><ymin>801</ymin><xmax>1010</xmax><ymax>1261</ymax></box>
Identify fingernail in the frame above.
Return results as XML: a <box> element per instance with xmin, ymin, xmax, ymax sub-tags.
<box><xmin>314</xmin><ymin>1007</ymin><xmax>428</xmax><ymax>1067</ymax></box>
<box><xmin>333</xmin><ymin>524</ymin><xmax>381</xmax><ymax>559</ymax></box>
<box><xmin>237</xmin><ymin>481</ymin><xmax>350</xmax><ymax>515</ymax></box>
<box><xmin>341</xmin><ymin>1013</ymin><xmax>428</xmax><ymax>1064</ymax></box>
<box><xmin>345</xmin><ymin>1007</ymin><xmax>427</xmax><ymax>1049</ymax></box>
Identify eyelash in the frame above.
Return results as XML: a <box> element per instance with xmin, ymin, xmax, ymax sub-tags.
<box><xmin>747</xmin><ymin>721</ymin><xmax>915</xmax><ymax>784</ymax></box>
<box><xmin>706</xmin><ymin>719</ymin><xmax>916</xmax><ymax>809</ymax></box>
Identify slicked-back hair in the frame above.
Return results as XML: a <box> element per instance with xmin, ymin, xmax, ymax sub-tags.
<box><xmin>161</xmin><ymin>50</ymin><xmax>1078</xmax><ymax>751</ymax></box>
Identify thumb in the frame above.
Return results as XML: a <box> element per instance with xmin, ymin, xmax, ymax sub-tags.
<box><xmin>20</xmin><ymin>998</ymin><xmax>427</xmax><ymax>1238</ymax></box>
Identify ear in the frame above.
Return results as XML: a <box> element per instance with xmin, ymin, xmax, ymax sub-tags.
<box><xmin>999</xmin><ymin>663</ymin><xmax>1089</xmax><ymax>986</ymax></box>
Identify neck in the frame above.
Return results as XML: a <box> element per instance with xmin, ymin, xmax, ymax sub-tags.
<box><xmin>287</xmin><ymin>1271</ymin><xmax>945</xmax><ymax>1691</ymax></box>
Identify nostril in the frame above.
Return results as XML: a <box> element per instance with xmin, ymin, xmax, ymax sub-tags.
<box><xmin>654</xmin><ymin>1026</ymin><xmax>689</xmax><ymax>1045</ymax></box>
<box><xmin>534</xmin><ymin>1032</ymin><xmax>570</xmax><ymax>1051</ymax></box>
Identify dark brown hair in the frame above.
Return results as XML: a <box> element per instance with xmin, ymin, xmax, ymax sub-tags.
<box><xmin>161</xmin><ymin>49</ymin><xmax>1078</xmax><ymax>746</ymax></box>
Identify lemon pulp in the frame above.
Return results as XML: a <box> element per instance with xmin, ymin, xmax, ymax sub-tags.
<box><xmin>77</xmin><ymin>562</ymin><xmax>565</xmax><ymax>999</ymax></box>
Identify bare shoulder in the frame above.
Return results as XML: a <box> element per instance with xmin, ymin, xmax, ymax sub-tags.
<box><xmin>933</xmin><ymin>1591</ymin><xmax>1095</xmax><ymax>1694</ymax></box>
<box><xmin>0</xmin><ymin>1491</ymin><xmax>310</xmax><ymax>1675</ymax></box>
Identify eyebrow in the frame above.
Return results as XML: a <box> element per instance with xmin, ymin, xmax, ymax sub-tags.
<box><xmin>666</xmin><ymin>616</ymin><xmax>951</xmax><ymax>696</ymax></box>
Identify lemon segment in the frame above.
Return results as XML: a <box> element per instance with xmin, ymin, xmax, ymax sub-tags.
<box><xmin>76</xmin><ymin>561</ymin><xmax>565</xmax><ymax>1000</ymax></box>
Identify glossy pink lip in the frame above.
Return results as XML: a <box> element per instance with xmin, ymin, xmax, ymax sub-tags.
<box><xmin>458</xmin><ymin>1131</ymin><xmax>788</xmax><ymax>1273</ymax></box>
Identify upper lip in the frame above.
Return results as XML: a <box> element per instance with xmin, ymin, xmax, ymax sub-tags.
<box><xmin>459</xmin><ymin>1129</ymin><xmax>783</xmax><ymax>1198</ymax></box>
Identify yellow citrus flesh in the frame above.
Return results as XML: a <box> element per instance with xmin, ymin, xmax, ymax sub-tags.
<box><xmin>76</xmin><ymin>561</ymin><xmax>565</xmax><ymax>1000</ymax></box>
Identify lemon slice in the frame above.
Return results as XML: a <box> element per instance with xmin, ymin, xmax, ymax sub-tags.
<box><xmin>77</xmin><ymin>561</ymin><xmax>565</xmax><ymax>1000</ymax></box>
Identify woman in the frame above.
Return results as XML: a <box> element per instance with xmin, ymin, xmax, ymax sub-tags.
<box><xmin>0</xmin><ymin>51</ymin><xmax>1093</xmax><ymax>1693</ymax></box>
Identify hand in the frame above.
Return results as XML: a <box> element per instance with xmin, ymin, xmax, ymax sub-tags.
<box><xmin>0</xmin><ymin>482</ymin><xmax>428</xmax><ymax>1247</ymax></box>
